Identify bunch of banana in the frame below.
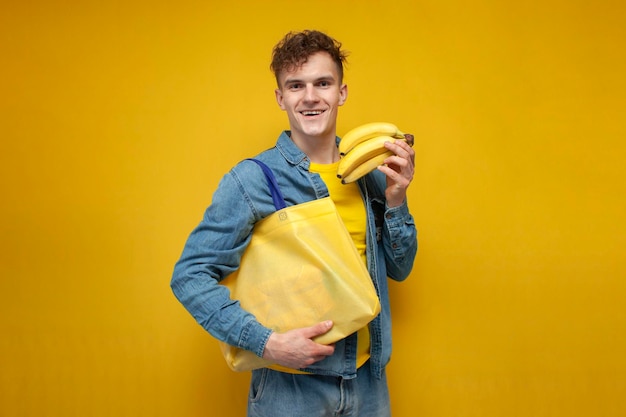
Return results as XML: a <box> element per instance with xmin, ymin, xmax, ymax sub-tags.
<box><xmin>337</xmin><ymin>122</ymin><xmax>414</xmax><ymax>184</ymax></box>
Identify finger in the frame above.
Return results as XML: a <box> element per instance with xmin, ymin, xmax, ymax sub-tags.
<box><xmin>385</xmin><ymin>139</ymin><xmax>415</xmax><ymax>164</ymax></box>
<box><xmin>379</xmin><ymin>157</ymin><xmax>414</xmax><ymax>188</ymax></box>
<box><xmin>314</xmin><ymin>343</ymin><xmax>335</xmax><ymax>357</ymax></box>
<box><xmin>378</xmin><ymin>164</ymin><xmax>412</xmax><ymax>187</ymax></box>
<box><xmin>384</xmin><ymin>137</ymin><xmax>413</xmax><ymax>154</ymax></box>
<box><xmin>302</xmin><ymin>320</ymin><xmax>333</xmax><ymax>339</ymax></box>
<box><xmin>383</xmin><ymin>153</ymin><xmax>413</xmax><ymax>175</ymax></box>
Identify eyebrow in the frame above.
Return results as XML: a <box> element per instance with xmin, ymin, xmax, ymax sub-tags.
<box><xmin>283</xmin><ymin>75</ymin><xmax>336</xmax><ymax>86</ymax></box>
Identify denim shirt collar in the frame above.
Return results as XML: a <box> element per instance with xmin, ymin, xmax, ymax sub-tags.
<box><xmin>275</xmin><ymin>130</ymin><xmax>342</xmax><ymax>169</ymax></box>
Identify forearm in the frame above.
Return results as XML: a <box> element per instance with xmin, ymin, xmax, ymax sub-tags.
<box><xmin>171</xmin><ymin>265</ymin><xmax>271</xmax><ymax>354</ymax></box>
<box><xmin>382</xmin><ymin>200</ymin><xmax>418</xmax><ymax>281</ymax></box>
<box><xmin>170</xmin><ymin>171</ymin><xmax>273</xmax><ymax>356</ymax></box>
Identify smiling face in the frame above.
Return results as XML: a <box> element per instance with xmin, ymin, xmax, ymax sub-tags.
<box><xmin>275</xmin><ymin>51</ymin><xmax>348</xmax><ymax>147</ymax></box>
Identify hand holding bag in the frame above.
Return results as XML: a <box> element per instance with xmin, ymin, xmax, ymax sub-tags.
<box><xmin>219</xmin><ymin>159</ymin><xmax>381</xmax><ymax>372</ymax></box>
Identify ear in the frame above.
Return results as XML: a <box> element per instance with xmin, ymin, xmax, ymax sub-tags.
<box><xmin>275</xmin><ymin>88</ymin><xmax>285</xmax><ymax>110</ymax></box>
<box><xmin>338</xmin><ymin>84</ymin><xmax>348</xmax><ymax>106</ymax></box>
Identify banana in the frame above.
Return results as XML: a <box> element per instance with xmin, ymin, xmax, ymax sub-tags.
<box><xmin>340</xmin><ymin>151</ymin><xmax>394</xmax><ymax>184</ymax></box>
<box><xmin>339</xmin><ymin>122</ymin><xmax>405</xmax><ymax>155</ymax></box>
<box><xmin>337</xmin><ymin>135</ymin><xmax>403</xmax><ymax>179</ymax></box>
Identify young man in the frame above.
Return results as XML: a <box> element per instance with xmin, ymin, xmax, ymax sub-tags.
<box><xmin>171</xmin><ymin>30</ymin><xmax>418</xmax><ymax>416</ymax></box>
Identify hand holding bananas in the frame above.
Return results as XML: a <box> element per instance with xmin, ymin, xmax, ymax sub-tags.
<box><xmin>337</xmin><ymin>121</ymin><xmax>415</xmax><ymax>181</ymax></box>
<box><xmin>337</xmin><ymin>122</ymin><xmax>415</xmax><ymax>207</ymax></box>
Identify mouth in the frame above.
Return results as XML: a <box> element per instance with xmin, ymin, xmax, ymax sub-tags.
<box><xmin>300</xmin><ymin>110</ymin><xmax>325</xmax><ymax>117</ymax></box>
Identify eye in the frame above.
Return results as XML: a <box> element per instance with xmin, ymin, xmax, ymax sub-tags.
<box><xmin>289</xmin><ymin>83</ymin><xmax>303</xmax><ymax>90</ymax></box>
<box><xmin>318</xmin><ymin>80</ymin><xmax>330</xmax><ymax>87</ymax></box>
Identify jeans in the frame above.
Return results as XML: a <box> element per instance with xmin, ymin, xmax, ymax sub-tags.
<box><xmin>247</xmin><ymin>361</ymin><xmax>391</xmax><ymax>417</ymax></box>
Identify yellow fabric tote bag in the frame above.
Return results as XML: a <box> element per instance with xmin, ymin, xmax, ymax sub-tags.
<box><xmin>219</xmin><ymin>158</ymin><xmax>381</xmax><ymax>372</ymax></box>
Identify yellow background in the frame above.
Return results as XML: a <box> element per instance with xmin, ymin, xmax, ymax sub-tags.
<box><xmin>2</xmin><ymin>0</ymin><xmax>625</xmax><ymax>416</ymax></box>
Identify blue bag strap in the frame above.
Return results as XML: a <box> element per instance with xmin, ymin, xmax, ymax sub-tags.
<box><xmin>245</xmin><ymin>159</ymin><xmax>287</xmax><ymax>210</ymax></box>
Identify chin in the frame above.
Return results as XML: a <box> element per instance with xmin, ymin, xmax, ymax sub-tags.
<box><xmin>306</xmin><ymin>130</ymin><xmax>330</xmax><ymax>139</ymax></box>
<box><xmin>302</xmin><ymin>123</ymin><xmax>332</xmax><ymax>137</ymax></box>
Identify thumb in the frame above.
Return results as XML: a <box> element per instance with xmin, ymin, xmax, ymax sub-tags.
<box><xmin>303</xmin><ymin>320</ymin><xmax>333</xmax><ymax>339</ymax></box>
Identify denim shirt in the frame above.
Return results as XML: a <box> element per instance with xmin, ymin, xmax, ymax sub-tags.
<box><xmin>171</xmin><ymin>131</ymin><xmax>418</xmax><ymax>379</ymax></box>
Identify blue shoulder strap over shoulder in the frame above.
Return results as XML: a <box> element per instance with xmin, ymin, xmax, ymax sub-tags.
<box><xmin>245</xmin><ymin>158</ymin><xmax>287</xmax><ymax>211</ymax></box>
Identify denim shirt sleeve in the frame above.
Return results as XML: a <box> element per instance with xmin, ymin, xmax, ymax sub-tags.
<box><xmin>382</xmin><ymin>199</ymin><xmax>418</xmax><ymax>281</ymax></box>
<box><xmin>170</xmin><ymin>169</ymin><xmax>273</xmax><ymax>357</ymax></box>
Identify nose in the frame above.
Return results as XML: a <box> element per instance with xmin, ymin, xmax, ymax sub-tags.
<box><xmin>303</xmin><ymin>84</ymin><xmax>319</xmax><ymax>102</ymax></box>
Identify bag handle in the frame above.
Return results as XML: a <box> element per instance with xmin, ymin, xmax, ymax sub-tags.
<box><xmin>245</xmin><ymin>159</ymin><xmax>287</xmax><ymax>210</ymax></box>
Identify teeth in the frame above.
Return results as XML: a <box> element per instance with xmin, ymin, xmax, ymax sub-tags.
<box><xmin>302</xmin><ymin>110</ymin><xmax>323</xmax><ymax>116</ymax></box>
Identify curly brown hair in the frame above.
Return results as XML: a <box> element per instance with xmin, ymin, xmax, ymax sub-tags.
<box><xmin>270</xmin><ymin>30</ymin><xmax>349</xmax><ymax>86</ymax></box>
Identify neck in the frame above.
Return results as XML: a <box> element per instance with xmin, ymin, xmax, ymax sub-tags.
<box><xmin>290</xmin><ymin>132</ymin><xmax>340</xmax><ymax>164</ymax></box>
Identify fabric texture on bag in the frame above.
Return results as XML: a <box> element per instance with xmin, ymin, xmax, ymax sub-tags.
<box><xmin>219</xmin><ymin>159</ymin><xmax>381</xmax><ymax>372</ymax></box>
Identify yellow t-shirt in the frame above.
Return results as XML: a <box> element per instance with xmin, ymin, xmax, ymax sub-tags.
<box><xmin>309</xmin><ymin>161</ymin><xmax>371</xmax><ymax>368</ymax></box>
